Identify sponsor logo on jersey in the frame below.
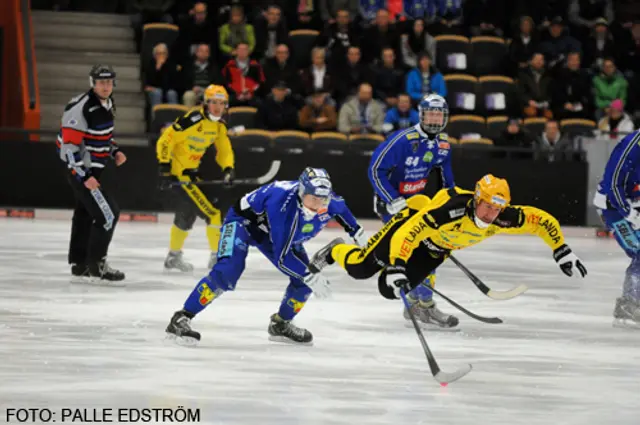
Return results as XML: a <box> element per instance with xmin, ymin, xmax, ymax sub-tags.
<box><xmin>406</xmin><ymin>132</ymin><xmax>419</xmax><ymax>140</ymax></box>
<box><xmin>426</xmin><ymin>140</ymin><xmax>435</xmax><ymax>149</ymax></box>
<box><xmin>423</xmin><ymin>152</ymin><xmax>433</xmax><ymax>162</ymax></box>
<box><xmin>204</xmin><ymin>131</ymin><xmax>217</xmax><ymax>135</ymax></box>
<box><xmin>405</xmin><ymin>221</ymin><xmax>429</xmax><ymax>243</ymax></box>
<box><xmin>438</xmin><ymin>142</ymin><xmax>450</xmax><ymax>149</ymax></box>
<box><xmin>319</xmin><ymin>213</ymin><xmax>331</xmax><ymax>222</ymax></box>
<box><xmin>187</xmin><ymin>136</ymin><xmax>205</xmax><ymax>143</ymax></box>
<box><xmin>302</xmin><ymin>223</ymin><xmax>315</xmax><ymax>233</ymax></box>
<box><xmin>399</xmin><ymin>179</ymin><xmax>427</xmax><ymax>194</ymax></box>
<box><xmin>411</xmin><ymin>140</ymin><xmax>419</xmax><ymax>152</ymax></box>
<box><xmin>448</xmin><ymin>208</ymin><xmax>465</xmax><ymax>218</ymax></box>
<box><xmin>190</xmin><ymin>114</ymin><xmax>202</xmax><ymax>123</ymax></box>
<box><xmin>287</xmin><ymin>298</ymin><xmax>306</xmax><ymax>313</ymax></box>
<box><xmin>439</xmin><ymin>133</ymin><xmax>448</xmax><ymax>141</ymax></box>
<box><xmin>198</xmin><ymin>283</ymin><xmax>217</xmax><ymax>306</ymax></box>
<box><xmin>438</xmin><ymin>149</ymin><xmax>449</xmax><ymax>156</ymax></box>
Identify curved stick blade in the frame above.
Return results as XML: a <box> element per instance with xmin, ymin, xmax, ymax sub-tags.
<box><xmin>435</xmin><ymin>363</ymin><xmax>473</xmax><ymax>385</ymax></box>
<box><xmin>486</xmin><ymin>284</ymin><xmax>528</xmax><ymax>300</ymax></box>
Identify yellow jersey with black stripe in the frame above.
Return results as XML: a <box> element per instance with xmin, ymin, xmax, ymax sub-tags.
<box><xmin>156</xmin><ymin>107</ymin><xmax>234</xmax><ymax>181</ymax></box>
<box><xmin>390</xmin><ymin>187</ymin><xmax>566</xmax><ymax>265</ymax></box>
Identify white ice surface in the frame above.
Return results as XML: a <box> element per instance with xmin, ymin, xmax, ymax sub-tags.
<box><xmin>0</xmin><ymin>219</ymin><xmax>639</xmax><ymax>425</ymax></box>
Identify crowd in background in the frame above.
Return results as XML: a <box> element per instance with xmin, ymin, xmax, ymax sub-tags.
<box><xmin>33</xmin><ymin>0</ymin><xmax>640</xmax><ymax>151</ymax></box>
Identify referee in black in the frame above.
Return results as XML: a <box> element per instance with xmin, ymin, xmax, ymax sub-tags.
<box><xmin>56</xmin><ymin>65</ymin><xmax>126</xmax><ymax>283</ymax></box>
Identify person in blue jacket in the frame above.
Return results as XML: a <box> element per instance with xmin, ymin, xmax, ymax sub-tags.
<box><xmin>383</xmin><ymin>93</ymin><xmax>420</xmax><ymax>134</ymax></box>
<box><xmin>594</xmin><ymin>130</ymin><xmax>640</xmax><ymax>328</ymax></box>
<box><xmin>367</xmin><ymin>93</ymin><xmax>458</xmax><ymax>329</ymax></box>
<box><xmin>166</xmin><ymin>168</ymin><xmax>367</xmax><ymax>344</ymax></box>
<box><xmin>406</xmin><ymin>52</ymin><xmax>447</xmax><ymax>103</ymax></box>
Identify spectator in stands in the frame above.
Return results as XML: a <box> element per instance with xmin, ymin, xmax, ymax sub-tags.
<box><xmin>583</xmin><ymin>18</ymin><xmax>618</xmax><ymax>72</ymax></box>
<box><xmin>130</xmin><ymin>0</ymin><xmax>174</xmax><ymax>51</ymax></box>
<box><xmin>300</xmin><ymin>47</ymin><xmax>335</xmax><ymax>98</ymax></box>
<box><xmin>263</xmin><ymin>44</ymin><xmax>302</xmax><ymax>96</ymax></box>
<box><xmin>338</xmin><ymin>83</ymin><xmax>385</xmax><ymax>134</ymax></box>
<box><xmin>218</xmin><ymin>5</ymin><xmax>256</xmax><ymax>61</ymax></box>
<box><xmin>429</xmin><ymin>0</ymin><xmax>464</xmax><ymax>36</ymax></box>
<box><xmin>518</xmin><ymin>52</ymin><xmax>554</xmax><ymax>119</ymax></box>
<box><xmin>568</xmin><ymin>0</ymin><xmax>614</xmax><ymax>42</ymax></box>
<box><xmin>593</xmin><ymin>58</ymin><xmax>628</xmax><ymax>120</ymax></box>
<box><xmin>361</xmin><ymin>9</ymin><xmax>400</xmax><ymax>65</ymax></box>
<box><xmin>406</xmin><ymin>52</ymin><xmax>447</xmax><ymax>103</ymax></box>
<box><xmin>383</xmin><ymin>93</ymin><xmax>420</xmax><ymax>133</ymax></box>
<box><xmin>222</xmin><ymin>42</ymin><xmax>265</xmax><ymax>106</ymax></box>
<box><xmin>551</xmin><ymin>52</ymin><xmax>592</xmax><ymax>119</ymax></box>
<box><xmin>175</xmin><ymin>2</ymin><xmax>217</xmax><ymax>65</ymax></box>
<box><xmin>182</xmin><ymin>43</ymin><xmax>224</xmax><ymax>107</ymax></box>
<box><xmin>509</xmin><ymin>16</ymin><xmax>540</xmax><ymax>75</ymax></box>
<box><xmin>494</xmin><ymin>117</ymin><xmax>537</xmax><ymax>159</ymax></box>
<box><xmin>540</xmin><ymin>17</ymin><xmax>581</xmax><ymax>72</ymax></box>
<box><xmin>292</xmin><ymin>0</ymin><xmax>323</xmax><ymax>30</ymax></box>
<box><xmin>360</xmin><ymin>0</ymin><xmax>387</xmax><ymax>25</ymax></box>
<box><xmin>254</xmin><ymin>5</ymin><xmax>288</xmax><ymax>62</ymax></box>
<box><xmin>464</xmin><ymin>0</ymin><xmax>507</xmax><ymax>37</ymax></box>
<box><xmin>145</xmin><ymin>43</ymin><xmax>179</xmax><ymax>110</ymax></box>
<box><xmin>401</xmin><ymin>0</ymin><xmax>438</xmax><ymax>23</ymax></box>
<box><xmin>372</xmin><ymin>47</ymin><xmax>405</xmax><ymax>108</ymax></box>
<box><xmin>334</xmin><ymin>46</ymin><xmax>370</xmax><ymax>104</ymax></box>
<box><xmin>513</xmin><ymin>0</ymin><xmax>569</xmax><ymax>29</ymax></box>
<box><xmin>319</xmin><ymin>0</ymin><xmax>359</xmax><ymax>25</ymax></box>
<box><xmin>538</xmin><ymin>120</ymin><xmax>574</xmax><ymax>161</ymax></box>
<box><xmin>257</xmin><ymin>81</ymin><xmax>299</xmax><ymax>130</ymax></box>
<box><xmin>597</xmin><ymin>99</ymin><xmax>635</xmax><ymax>140</ymax></box>
<box><xmin>401</xmin><ymin>18</ymin><xmax>437</xmax><ymax>69</ymax></box>
<box><xmin>323</xmin><ymin>9</ymin><xmax>358</xmax><ymax>69</ymax></box>
<box><xmin>299</xmin><ymin>89</ymin><xmax>338</xmax><ymax>131</ymax></box>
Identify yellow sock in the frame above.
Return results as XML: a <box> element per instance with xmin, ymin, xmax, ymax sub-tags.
<box><xmin>206</xmin><ymin>225</ymin><xmax>221</xmax><ymax>252</ymax></box>
<box><xmin>170</xmin><ymin>225</ymin><xmax>189</xmax><ymax>252</ymax></box>
<box><xmin>330</xmin><ymin>243</ymin><xmax>361</xmax><ymax>269</ymax></box>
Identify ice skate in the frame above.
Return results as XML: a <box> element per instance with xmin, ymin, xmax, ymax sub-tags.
<box><xmin>404</xmin><ymin>299</ymin><xmax>459</xmax><ymax>330</ymax></box>
<box><xmin>267</xmin><ymin>313</ymin><xmax>313</xmax><ymax>345</ymax></box>
<box><xmin>164</xmin><ymin>251</ymin><xmax>194</xmax><ymax>273</ymax></box>
<box><xmin>88</xmin><ymin>259</ymin><xmax>125</xmax><ymax>286</ymax></box>
<box><xmin>165</xmin><ymin>310</ymin><xmax>201</xmax><ymax>345</ymax></box>
<box><xmin>613</xmin><ymin>296</ymin><xmax>640</xmax><ymax>329</ymax></box>
<box><xmin>207</xmin><ymin>252</ymin><xmax>217</xmax><ymax>269</ymax></box>
<box><xmin>70</xmin><ymin>263</ymin><xmax>90</xmax><ymax>283</ymax></box>
<box><xmin>309</xmin><ymin>237</ymin><xmax>344</xmax><ymax>273</ymax></box>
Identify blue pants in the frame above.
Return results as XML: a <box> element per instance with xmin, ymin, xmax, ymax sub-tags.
<box><xmin>380</xmin><ymin>213</ymin><xmax>435</xmax><ymax>302</ymax></box>
<box><xmin>599</xmin><ymin>208</ymin><xmax>640</xmax><ymax>300</ymax></box>
<box><xmin>182</xmin><ymin>219</ymin><xmax>312</xmax><ymax>320</ymax></box>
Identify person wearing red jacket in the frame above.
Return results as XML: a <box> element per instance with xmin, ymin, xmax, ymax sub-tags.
<box><xmin>221</xmin><ymin>42</ymin><xmax>265</xmax><ymax>106</ymax></box>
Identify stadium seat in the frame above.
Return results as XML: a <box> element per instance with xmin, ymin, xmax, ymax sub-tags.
<box><xmin>523</xmin><ymin>117</ymin><xmax>547</xmax><ymax>137</ymax></box>
<box><xmin>229</xmin><ymin>129</ymin><xmax>272</xmax><ymax>152</ymax></box>
<box><xmin>447</xmin><ymin>115</ymin><xmax>486</xmax><ymax>139</ymax></box>
<box><xmin>311</xmin><ymin>132</ymin><xmax>348</xmax><ymax>143</ymax></box>
<box><xmin>560</xmin><ymin>119</ymin><xmax>597</xmax><ymax>137</ymax></box>
<box><xmin>227</xmin><ymin>107</ymin><xmax>258</xmax><ymax>129</ymax></box>
<box><xmin>151</xmin><ymin>104</ymin><xmax>188</xmax><ymax>134</ymax></box>
<box><xmin>288</xmin><ymin>30</ymin><xmax>320</xmax><ymax>70</ymax></box>
<box><xmin>444</xmin><ymin>74</ymin><xmax>479</xmax><ymax>115</ymax></box>
<box><xmin>447</xmin><ymin>136</ymin><xmax>459</xmax><ymax>144</ymax></box>
<box><xmin>311</xmin><ymin>132</ymin><xmax>350</xmax><ymax>154</ymax></box>
<box><xmin>460</xmin><ymin>137</ymin><xmax>494</xmax><ymax>146</ymax></box>
<box><xmin>141</xmin><ymin>23</ymin><xmax>179</xmax><ymax>73</ymax></box>
<box><xmin>349</xmin><ymin>133</ymin><xmax>385</xmax><ymax>151</ymax></box>
<box><xmin>471</xmin><ymin>36</ymin><xmax>508</xmax><ymax>76</ymax></box>
<box><xmin>478</xmin><ymin>76</ymin><xmax>516</xmax><ymax>117</ymax></box>
<box><xmin>273</xmin><ymin>130</ymin><xmax>311</xmax><ymax>153</ymax></box>
<box><xmin>486</xmin><ymin>116</ymin><xmax>509</xmax><ymax>140</ymax></box>
<box><xmin>434</xmin><ymin>35</ymin><xmax>471</xmax><ymax>75</ymax></box>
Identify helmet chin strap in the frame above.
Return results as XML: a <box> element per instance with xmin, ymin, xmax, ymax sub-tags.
<box><xmin>474</xmin><ymin>214</ymin><xmax>490</xmax><ymax>229</ymax></box>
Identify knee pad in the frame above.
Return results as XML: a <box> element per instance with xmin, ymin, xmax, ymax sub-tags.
<box><xmin>174</xmin><ymin>210</ymin><xmax>197</xmax><ymax>231</ymax></box>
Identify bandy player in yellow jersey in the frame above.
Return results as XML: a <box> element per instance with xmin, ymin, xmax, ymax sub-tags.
<box><xmin>310</xmin><ymin>174</ymin><xmax>587</xmax><ymax>301</ymax></box>
<box><xmin>157</xmin><ymin>85</ymin><xmax>235</xmax><ymax>272</ymax></box>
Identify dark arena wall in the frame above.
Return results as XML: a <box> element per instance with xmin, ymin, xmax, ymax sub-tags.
<box><xmin>0</xmin><ymin>140</ymin><xmax>587</xmax><ymax>225</ymax></box>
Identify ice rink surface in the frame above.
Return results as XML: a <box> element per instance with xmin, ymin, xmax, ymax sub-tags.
<box><xmin>1</xmin><ymin>219</ymin><xmax>639</xmax><ymax>425</ymax></box>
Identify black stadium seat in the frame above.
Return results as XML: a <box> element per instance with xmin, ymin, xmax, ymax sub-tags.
<box><xmin>523</xmin><ymin>117</ymin><xmax>547</xmax><ymax>137</ymax></box>
<box><xmin>229</xmin><ymin>129</ymin><xmax>272</xmax><ymax>152</ymax></box>
<box><xmin>227</xmin><ymin>107</ymin><xmax>258</xmax><ymax>129</ymax></box>
<box><xmin>486</xmin><ymin>116</ymin><xmax>509</xmax><ymax>140</ymax></box>
<box><xmin>447</xmin><ymin>115</ymin><xmax>486</xmax><ymax>139</ymax></box>
<box><xmin>152</xmin><ymin>104</ymin><xmax>188</xmax><ymax>134</ymax></box>
<box><xmin>141</xmin><ymin>23</ymin><xmax>179</xmax><ymax>73</ymax></box>
<box><xmin>444</xmin><ymin>74</ymin><xmax>479</xmax><ymax>115</ymax></box>
<box><xmin>288</xmin><ymin>30</ymin><xmax>320</xmax><ymax>70</ymax></box>
<box><xmin>560</xmin><ymin>119</ymin><xmax>596</xmax><ymax>137</ymax></box>
<box><xmin>478</xmin><ymin>76</ymin><xmax>516</xmax><ymax>117</ymax></box>
<box><xmin>273</xmin><ymin>130</ymin><xmax>311</xmax><ymax>153</ymax></box>
<box><xmin>471</xmin><ymin>36</ymin><xmax>508</xmax><ymax>76</ymax></box>
<box><xmin>434</xmin><ymin>35</ymin><xmax>471</xmax><ymax>75</ymax></box>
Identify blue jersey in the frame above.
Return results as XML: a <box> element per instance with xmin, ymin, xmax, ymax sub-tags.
<box><xmin>368</xmin><ymin>124</ymin><xmax>455</xmax><ymax>204</ymax></box>
<box><xmin>595</xmin><ymin>131</ymin><xmax>640</xmax><ymax>215</ymax></box>
<box><xmin>231</xmin><ymin>180</ymin><xmax>360</xmax><ymax>281</ymax></box>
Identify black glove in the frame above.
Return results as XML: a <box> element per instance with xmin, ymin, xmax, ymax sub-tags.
<box><xmin>553</xmin><ymin>244</ymin><xmax>587</xmax><ymax>278</ymax></box>
<box><xmin>222</xmin><ymin>167</ymin><xmax>235</xmax><ymax>187</ymax></box>
<box><xmin>378</xmin><ymin>263</ymin><xmax>412</xmax><ymax>300</ymax></box>
<box><xmin>182</xmin><ymin>168</ymin><xmax>202</xmax><ymax>182</ymax></box>
<box><xmin>158</xmin><ymin>163</ymin><xmax>173</xmax><ymax>191</ymax></box>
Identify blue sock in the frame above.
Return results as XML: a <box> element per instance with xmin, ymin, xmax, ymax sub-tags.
<box><xmin>277</xmin><ymin>281</ymin><xmax>313</xmax><ymax>321</ymax></box>
<box><xmin>183</xmin><ymin>275</ymin><xmax>226</xmax><ymax>315</ymax></box>
<box><xmin>408</xmin><ymin>273</ymin><xmax>435</xmax><ymax>302</ymax></box>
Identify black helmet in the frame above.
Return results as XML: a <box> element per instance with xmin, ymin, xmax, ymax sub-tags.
<box><xmin>89</xmin><ymin>64</ymin><xmax>116</xmax><ymax>87</ymax></box>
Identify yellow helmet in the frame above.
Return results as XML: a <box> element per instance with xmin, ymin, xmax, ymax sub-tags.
<box><xmin>204</xmin><ymin>84</ymin><xmax>229</xmax><ymax>105</ymax></box>
<box><xmin>474</xmin><ymin>174</ymin><xmax>511</xmax><ymax>208</ymax></box>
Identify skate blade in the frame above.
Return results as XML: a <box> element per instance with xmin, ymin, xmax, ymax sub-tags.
<box><xmin>268</xmin><ymin>335</ymin><xmax>314</xmax><ymax>346</ymax></box>
<box><xmin>613</xmin><ymin>318</ymin><xmax>640</xmax><ymax>329</ymax></box>
<box><xmin>404</xmin><ymin>321</ymin><xmax>461</xmax><ymax>333</ymax></box>
<box><xmin>70</xmin><ymin>276</ymin><xmax>90</xmax><ymax>284</ymax></box>
<box><xmin>163</xmin><ymin>267</ymin><xmax>194</xmax><ymax>275</ymax></box>
<box><xmin>86</xmin><ymin>277</ymin><xmax>126</xmax><ymax>287</ymax></box>
<box><xmin>164</xmin><ymin>333</ymin><xmax>200</xmax><ymax>347</ymax></box>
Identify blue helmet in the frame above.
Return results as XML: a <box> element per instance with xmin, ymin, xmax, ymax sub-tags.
<box><xmin>418</xmin><ymin>94</ymin><xmax>449</xmax><ymax>134</ymax></box>
<box><xmin>298</xmin><ymin>167</ymin><xmax>332</xmax><ymax>199</ymax></box>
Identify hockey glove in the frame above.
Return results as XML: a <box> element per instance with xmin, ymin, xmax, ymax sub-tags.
<box><xmin>182</xmin><ymin>168</ymin><xmax>202</xmax><ymax>183</ymax></box>
<box><xmin>625</xmin><ymin>200</ymin><xmax>640</xmax><ymax>230</ymax></box>
<box><xmin>222</xmin><ymin>167</ymin><xmax>235</xmax><ymax>187</ymax></box>
<box><xmin>352</xmin><ymin>226</ymin><xmax>367</xmax><ymax>247</ymax></box>
<box><xmin>303</xmin><ymin>273</ymin><xmax>331</xmax><ymax>299</ymax></box>
<box><xmin>386</xmin><ymin>197</ymin><xmax>408</xmax><ymax>215</ymax></box>
<box><xmin>378</xmin><ymin>263</ymin><xmax>412</xmax><ymax>300</ymax></box>
<box><xmin>553</xmin><ymin>244</ymin><xmax>587</xmax><ymax>278</ymax></box>
<box><xmin>158</xmin><ymin>163</ymin><xmax>173</xmax><ymax>191</ymax></box>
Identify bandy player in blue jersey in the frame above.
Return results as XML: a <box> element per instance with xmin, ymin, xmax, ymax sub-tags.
<box><xmin>367</xmin><ymin>94</ymin><xmax>458</xmax><ymax>329</ymax></box>
<box><xmin>594</xmin><ymin>129</ymin><xmax>640</xmax><ymax>328</ymax></box>
<box><xmin>165</xmin><ymin>168</ymin><xmax>366</xmax><ymax>345</ymax></box>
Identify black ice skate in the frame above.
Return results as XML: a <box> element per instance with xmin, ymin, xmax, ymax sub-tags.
<box><xmin>613</xmin><ymin>296</ymin><xmax>640</xmax><ymax>329</ymax></box>
<box><xmin>309</xmin><ymin>237</ymin><xmax>344</xmax><ymax>273</ymax></box>
<box><xmin>268</xmin><ymin>314</ymin><xmax>313</xmax><ymax>345</ymax></box>
<box><xmin>164</xmin><ymin>251</ymin><xmax>194</xmax><ymax>273</ymax></box>
<box><xmin>70</xmin><ymin>263</ymin><xmax>90</xmax><ymax>283</ymax></box>
<box><xmin>88</xmin><ymin>259</ymin><xmax>125</xmax><ymax>284</ymax></box>
<box><xmin>166</xmin><ymin>310</ymin><xmax>201</xmax><ymax>344</ymax></box>
<box><xmin>404</xmin><ymin>300</ymin><xmax>459</xmax><ymax>330</ymax></box>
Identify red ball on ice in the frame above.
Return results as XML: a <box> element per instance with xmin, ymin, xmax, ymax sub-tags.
<box><xmin>440</xmin><ymin>382</ymin><xmax>448</xmax><ymax>387</ymax></box>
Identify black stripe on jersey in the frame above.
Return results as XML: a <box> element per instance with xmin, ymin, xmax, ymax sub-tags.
<box><xmin>425</xmin><ymin>191</ymin><xmax>474</xmax><ymax>228</ymax></box>
<box><xmin>493</xmin><ymin>207</ymin><xmax>525</xmax><ymax>229</ymax></box>
<box><xmin>173</xmin><ymin>109</ymin><xmax>205</xmax><ymax>132</ymax></box>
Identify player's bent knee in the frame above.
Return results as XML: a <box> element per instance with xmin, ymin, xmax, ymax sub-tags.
<box><xmin>174</xmin><ymin>212</ymin><xmax>196</xmax><ymax>231</ymax></box>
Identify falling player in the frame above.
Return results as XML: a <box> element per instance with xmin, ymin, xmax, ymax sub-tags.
<box><xmin>368</xmin><ymin>93</ymin><xmax>457</xmax><ymax>328</ymax></box>
<box><xmin>165</xmin><ymin>168</ymin><xmax>367</xmax><ymax>345</ymax></box>
<box><xmin>157</xmin><ymin>84</ymin><xmax>235</xmax><ymax>272</ymax></box>
<box><xmin>310</xmin><ymin>175</ymin><xmax>587</xmax><ymax>300</ymax></box>
<box><xmin>594</xmin><ymin>129</ymin><xmax>640</xmax><ymax>327</ymax></box>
